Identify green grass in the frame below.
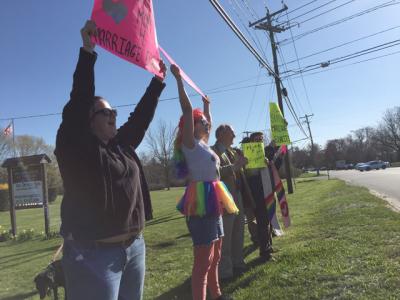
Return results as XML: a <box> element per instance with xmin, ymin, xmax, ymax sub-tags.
<box><xmin>298</xmin><ymin>172</ymin><xmax>327</xmax><ymax>179</ymax></box>
<box><xmin>0</xmin><ymin>181</ymin><xmax>399</xmax><ymax>299</ymax></box>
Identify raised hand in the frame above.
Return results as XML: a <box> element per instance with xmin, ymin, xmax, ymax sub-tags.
<box><xmin>155</xmin><ymin>59</ymin><xmax>167</xmax><ymax>82</ymax></box>
<box><xmin>170</xmin><ymin>64</ymin><xmax>182</xmax><ymax>80</ymax></box>
<box><xmin>81</xmin><ymin>20</ymin><xmax>97</xmax><ymax>53</ymax></box>
<box><xmin>202</xmin><ymin>95</ymin><xmax>210</xmax><ymax>104</ymax></box>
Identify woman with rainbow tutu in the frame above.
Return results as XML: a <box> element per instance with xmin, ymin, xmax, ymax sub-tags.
<box><xmin>170</xmin><ymin>64</ymin><xmax>237</xmax><ymax>300</ymax></box>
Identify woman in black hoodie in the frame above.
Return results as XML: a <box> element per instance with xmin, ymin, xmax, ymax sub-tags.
<box><xmin>55</xmin><ymin>20</ymin><xmax>166</xmax><ymax>300</ymax></box>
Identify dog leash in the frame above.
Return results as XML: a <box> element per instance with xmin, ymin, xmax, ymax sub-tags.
<box><xmin>52</xmin><ymin>243</ymin><xmax>64</xmax><ymax>262</ymax></box>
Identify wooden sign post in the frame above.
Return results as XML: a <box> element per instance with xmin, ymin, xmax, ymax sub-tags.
<box><xmin>1</xmin><ymin>154</ymin><xmax>51</xmax><ymax>237</ymax></box>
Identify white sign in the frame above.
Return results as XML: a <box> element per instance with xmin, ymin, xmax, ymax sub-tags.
<box><xmin>13</xmin><ymin>181</ymin><xmax>43</xmax><ymax>206</ymax></box>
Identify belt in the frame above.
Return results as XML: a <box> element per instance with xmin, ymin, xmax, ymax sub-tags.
<box><xmin>95</xmin><ymin>234</ymin><xmax>138</xmax><ymax>248</ymax></box>
<box><xmin>70</xmin><ymin>234</ymin><xmax>140</xmax><ymax>249</ymax></box>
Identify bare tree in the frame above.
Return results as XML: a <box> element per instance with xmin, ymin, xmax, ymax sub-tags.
<box><xmin>373</xmin><ymin>107</ymin><xmax>400</xmax><ymax>160</ymax></box>
<box><xmin>145</xmin><ymin>120</ymin><xmax>176</xmax><ymax>190</ymax></box>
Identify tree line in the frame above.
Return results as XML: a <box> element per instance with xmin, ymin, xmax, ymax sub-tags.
<box><xmin>1</xmin><ymin>106</ymin><xmax>398</xmax><ymax>193</ymax></box>
<box><xmin>291</xmin><ymin>106</ymin><xmax>400</xmax><ymax>170</ymax></box>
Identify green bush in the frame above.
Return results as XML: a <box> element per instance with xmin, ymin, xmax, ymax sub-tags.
<box><xmin>48</xmin><ymin>187</ymin><xmax>58</xmax><ymax>203</ymax></box>
<box><xmin>16</xmin><ymin>228</ymin><xmax>35</xmax><ymax>241</ymax></box>
<box><xmin>0</xmin><ymin>190</ymin><xmax>9</xmax><ymax>212</ymax></box>
<box><xmin>390</xmin><ymin>161</ymin><xmax>400</xmax><ymax>167</ymax></box>
<box><xmin>0</xmin><ymin>225</ymin><xmax>12</xmax><ymax>242</ymax></box>
<box><xmin>40</xmin><ymin>230</ymin><xmax>60</xmax><ymax>240</ymax></box>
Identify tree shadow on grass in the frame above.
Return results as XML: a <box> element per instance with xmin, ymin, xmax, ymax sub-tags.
<box><xmin>1</xmin><ymin>290</ymin><xmax>37</xmax><ymax>300</ymax></box>
<box><xmin>0</xmin><ymin>245</ymin><xmax>60</xmax><ymax>264</ymax></box>
<box><xmin>154</xmin><ymin>277</ymin><xmax>192</xmax><ymax>300</ymax></box>
<box><xmin>1</xmin><ymin>251</ymin><xmax>53</xmax><ymax>271</ymax></box>
<box><xmin>146</xmin><ymin>215</ymin><xmax>184</xmax><ymax>227</ymax></box>
<box><xmin>243</xmin><ymin>243</ymin><xmax>258</xmax><ymax>258</ymax></box>
<box><xmin>221</xmin><ymin>256</ymin><xmax>272</xmax><ymax>294</ymax></box>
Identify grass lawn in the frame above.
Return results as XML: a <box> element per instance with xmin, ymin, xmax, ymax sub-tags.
<box><xmin>298</xmin><ymin>172</ymin><xmax>327</xmax><ymax>179</ymax></box>
<box><xmin>0</xmin><ymin>180</ymin><xmax>399</xmax><ymax>299</ymax></box>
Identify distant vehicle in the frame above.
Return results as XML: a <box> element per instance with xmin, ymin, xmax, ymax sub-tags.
<box><xmin>335</xmin><ymin>160</ymin><xmax>353</xmax><ymax>170</ymax></box>
<box><xmin>335</xmin><ymin>160</ymin><xmax>346</xmax><ymax>170</ymax></box>
<box><xmin>354</xmin><ymin>163</ymin><xmax>365</xmax><ymax>170</ymax></box>
<box><xmin>357</xmin><ymin>160</ymin><xmax>388</xmax><ymax>171</ymax></box>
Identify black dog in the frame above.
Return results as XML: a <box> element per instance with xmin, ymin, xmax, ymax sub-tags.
<box><xmin>34</xmin><ymin>260</ymin><xmax>66</xmax><ymax>300</ymax></box>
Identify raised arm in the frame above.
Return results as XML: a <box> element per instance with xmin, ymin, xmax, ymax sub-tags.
<box><xmin>203</xmin><ymin>96</ymin><xmax>211</xmax><ymax>126</ymax></box>
<box><xmin>116</xmin><ymin>60</ymin><xmax>167</xmax><ymax>148</ymax></box>
<box><xmin>170</xmin><ymin>64</ymin><xmax>195</xmax><ymax>149</ymax></box>
<box><xmin>69</xmin><ymin>20</ymin><xmax>97</xmax><ymax>102</ymax></box>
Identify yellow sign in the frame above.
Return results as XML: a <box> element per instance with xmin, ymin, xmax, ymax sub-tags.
<box><xmin>242</xmin><ymin>142</ymin><xmax>266</xmax><ymax>169</ymax></box>
<box><xmin>270</xmin><ymin>102</ymin><xmax>291</xmax><ymax>145</ymax></box>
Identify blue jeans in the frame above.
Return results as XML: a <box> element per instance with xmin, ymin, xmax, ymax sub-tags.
<box><xmin>62</xmin><ymin>234</ymin><xmax>145</xmax><ymax>300</ymax></box>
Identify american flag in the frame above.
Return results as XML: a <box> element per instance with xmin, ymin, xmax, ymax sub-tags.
<box><xmin>3</xmin><ymin>122</ymin><xmax>12</xmax><ymax>136</ymax></box>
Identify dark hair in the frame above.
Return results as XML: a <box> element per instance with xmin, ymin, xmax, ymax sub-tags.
<box><xmin>89</xmin><ymin>96</ymin><xmax>105</xmax><ymax>116</ymax></box>
<box><xmin>249</xmin><ymin>131</ymin><xmax>264</xmax><ymax>141</ymax></box>
<box><xmin>215</xmin><ymin>124</ymin><xmax>230</xmax><ymax>140</ymax></box>
<box><xmin>240</xmin><ymin>137</ymin><xmax>250</xmax><ymax>144</ymax></box>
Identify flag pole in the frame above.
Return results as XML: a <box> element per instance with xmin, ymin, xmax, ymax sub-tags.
<box><xmin>11</xmin><ymin>118</ymin><xmax>16</xmax><ymax>158</ymax></box>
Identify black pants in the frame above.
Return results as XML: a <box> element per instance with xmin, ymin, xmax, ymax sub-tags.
<box><xmin>247</xmin><ymin>175</ymin><xmax>272</xmax><ymax>256</ymax></box>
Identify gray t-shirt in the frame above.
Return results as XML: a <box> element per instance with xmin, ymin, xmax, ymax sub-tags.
<box><xmin>182</xmin><ymin>139</ymin><xmax>220</xmax><ymax>181</ymax></box>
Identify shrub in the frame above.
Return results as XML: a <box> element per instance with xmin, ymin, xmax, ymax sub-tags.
<box><xmin>48</xmin><ymin>187</ymin><xmax>58</xmax><ymax>203</ymax></box>
<box><xmin>17</xmin><ymin>228</ymin><xmax>35</xmax><ymax>241</ymax></box>
<box><xmin>0</xmin><ymin>225</ymin><xmax>12</xmax><ymax>242</ymax></box>
<box><xmin>0</xmin><ymin>189</ymin><xmax>9</xmax><ymax>211</ymax></box>
<box><xmin>41</xmin><ymin>230</ymin><xmax>60</xmax><ymax>240</ymax></box>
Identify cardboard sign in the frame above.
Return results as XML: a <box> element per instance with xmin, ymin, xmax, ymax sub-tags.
<box><xmin>159</xmin><ymin>46</ymin><xmax>206</xmax><ymax>98</ymax></box>
<box><xmin>242</xmin><ymin>142</ymin><xmax>266</xmax><ymax>169</ymax></box>
<box><xmin>270</xmin><ymin>102</ymin><xmax>291</xmax><ymax>145</ymax></box>
<box><xmin>91</xmin><ymin>0</ymin><xmax>162</xmax><ymax>76</ymax></box>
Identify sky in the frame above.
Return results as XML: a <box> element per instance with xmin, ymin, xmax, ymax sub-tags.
<box><xmin>1</xmin><ymin>0</ymin><xmax>399</xmax><ymax>154</ymax></box>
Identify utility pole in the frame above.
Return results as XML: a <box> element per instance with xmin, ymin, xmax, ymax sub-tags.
<box><xmin>300</xmin><ymin>114</ymin><xmax>319</xmax><ymax>175</ymax></box>
<box><xmin>249</xmin><ymin>5</ymin><xmax>294</xmax><ymax>194</ymax></box>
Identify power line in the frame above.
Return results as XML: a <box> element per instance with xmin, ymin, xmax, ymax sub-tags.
<box><xmin>280</xmin><ymin>0</ymin><xmax>345</xmax><ymax>25</ymax></box>
<box><xmin>292</xmin><ymin>0</ymin><xmax>357</xmax><ymax>27</ymax></box>
<box><xmin>279</xmin><ymin>0</ymin><xmax>400</xmax><ymax>45</ymax></box>
<box><xmin>244</xmin><ymin>68</ymin><xmax>262</xmax><ymax>130</ymax></box>
<box><xmin>283</xmin><ymin>9</ymin><xmax>313</xmax><ymax>113</ymax></box>
<box><xmin>282</xmin><ymin>38</ymin><xmax>400</xmax><ymax>75</ymax></box>
<box><xmin>278</xmin><ymin>0</ymin><xmax>320</xmax><ymax>18</ymax></box>
<box><xmin>276</xmin><ymin>45</ymin><xmax>306</xmax><ymax>116</ymax></box>
<box><xmin>281</xmin><ymin>24</ymin><xmax>400</xmax><ymax>67</ymax></box>
<box><xmin>283</xmin><ymin>94</ymin><xmax>309</xmax><ymax>138</ymax></box>
<box><xmin>228</xmin><ymin>0</ymin><xmax>269</xmax><ymax>63</ymax></box>
<box><xmin>209</xmin><ymin>0</ymin><xmax>278</xmax><ymax>77</ymax></box>
<box><xmin>0</xmin><ymin>78</ymin><xmax>276</xmax><ymax>122</ymax></box>
<box><xmin>283</xmin><ymin>48</ymin><xmax>400</xmax><ymax>79</ymax></box>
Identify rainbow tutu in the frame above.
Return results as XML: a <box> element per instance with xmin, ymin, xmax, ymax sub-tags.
<box><xmin>177</xmin><ymin>181</ymin><xmax>239</xmax><ymax>217</ymax></box>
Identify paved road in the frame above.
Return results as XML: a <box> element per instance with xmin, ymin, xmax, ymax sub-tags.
<box><xmin>327</xmin><ymin>167</ymin><xmax>400</xmax><ymax>211</ymax></box>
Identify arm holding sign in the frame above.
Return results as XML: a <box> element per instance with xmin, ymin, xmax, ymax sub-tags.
<box><xmin>56</xmin><ymin>20</ymin><xmax>99</xmax><ymax>156</ymax></box>
<box><xmin>171</xmin><ymin>64</ymin><xmax>195</xmax><ymax>149</ymax></box>
<box><xmin>203</xmin><ymin>96</ymin><xmax>211</xmax><ymax>127</ymax></box>
<box><xmin>116</xmin><ymin>60</ymin><xmax>166</xmax><ymax>148</ymax></box>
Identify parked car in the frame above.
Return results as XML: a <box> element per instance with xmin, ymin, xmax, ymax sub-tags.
<box><xmin>354</xmin><ymin>163</ymin><xmax>365</xmax><ymax>170</ymax></box>
<box><xmin>357</xmin><ymin>160</ymin><xmax>388</xmax><ymax>171</ymax></box>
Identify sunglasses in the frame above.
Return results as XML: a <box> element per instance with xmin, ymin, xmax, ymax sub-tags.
<box><xmin>196</xmin><ymin>118</ymin><xmax>209</xmax><ymax>127</ymax></box>
<box><xmin>91</xmin><ymin>108</ymin><xmax>117</xmax><ymax>119</ymax></box>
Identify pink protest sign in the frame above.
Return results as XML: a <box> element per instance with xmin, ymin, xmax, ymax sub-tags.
<box><xmin>159</xmin><ymin>46</ymin><xmax>206</xmax><ymax>98</ymax></box>
<box><xmin>91</xmin><ymin>0</ymin><xmax>162</xmax><ymax>76</ymax></box>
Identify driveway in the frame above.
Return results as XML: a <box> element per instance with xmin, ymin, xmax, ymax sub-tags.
<box><xmin>327</xmin><ymin>167</ymin><xmax>400</xmax><ymax>212</ymax></box>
